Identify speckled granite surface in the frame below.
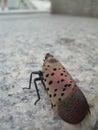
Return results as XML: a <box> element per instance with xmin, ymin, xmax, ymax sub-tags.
<box><xmin>0</xmin><ymin>14</ymin><xmax>98</xmax><ymax>130</ymax></box>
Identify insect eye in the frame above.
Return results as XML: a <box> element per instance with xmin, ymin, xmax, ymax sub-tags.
<box><xmin>45</xmin><ymin>53</ymin><xmax>53</xmax><ymax>60</ymax></box>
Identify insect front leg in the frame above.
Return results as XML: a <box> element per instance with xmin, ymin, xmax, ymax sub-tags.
<box><xmin>23</xmin><ymin>71</ymin><xmax>43</xmax><ymax>89</ymax></box>
<box><xmin>23</xmin><ymin>71</ymin><xmax>46</xmax><ymax>105</ymax></box>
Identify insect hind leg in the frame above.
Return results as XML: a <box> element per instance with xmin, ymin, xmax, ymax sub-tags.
<box><xmin>33</xmin><ymin>77</ymin><xmax>41</xmax><ymax>105</ymax></box>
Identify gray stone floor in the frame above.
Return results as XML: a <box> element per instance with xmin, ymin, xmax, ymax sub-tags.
<box><xmin>0</xmin><ymin>14</ymin><xmax>98</xmax><ymax>130</ymax></box>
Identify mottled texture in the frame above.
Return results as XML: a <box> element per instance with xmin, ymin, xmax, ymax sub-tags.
<box><xmin>0</xmin><ymin>14</ymin><xmax>98</xmax><ymax>130</ymax></box>
<box><xmin>42</xmin><ymin>54</ymin><xmax>90</xmax><ymax>124</ymax></box>
<box><xmin>58</xmin><ymin>87</ymin><xmax>90</xmax><ymax>124</ymax></box>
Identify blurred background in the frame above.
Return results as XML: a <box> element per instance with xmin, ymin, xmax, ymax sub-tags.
<box><xmin>0</xmin><ymin>0</ymin><xmax>98</xmax><ymax>17</ymax></box>
<box><xmin>0</xmin><ymin>0</ymin><xmax>51</xmax><ymax>12</ymax></box>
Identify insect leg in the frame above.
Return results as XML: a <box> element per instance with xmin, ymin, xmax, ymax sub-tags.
<box><xmin>23</xmin><ymin>71</ymin><xmax>46</xmax><ymax>105</ymax></box>
<box><xmin>40</xmin><ymin>79</ymin><xmax>46</xmax><ymax>90</ymax></box>
<box><xmin>38</xmin><ymin>71</ymin><xmax>46</xmax><ymax>90</ymax></box>
<box><xmin>23</xmin><ymin>71</ymin><xmax>42</xmax><ymax>89</ymax></box>
<box><xmin>33</xmin><ymin>77</ymin><xmax>41</xmax><ymax>105</ymax></box>
<box><xmin>24</xmin><ymin>70</ymin><xmax>46</xmax><ymax>90</ymax></box>
<box><xmin>32</xmin><ymin>71</ymin><xmax>46</xmax><ymax>91</ymax></box>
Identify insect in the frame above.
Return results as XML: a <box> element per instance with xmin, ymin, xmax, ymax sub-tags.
<box><xmin>24</xmin><ymin>53</ymin><xmax>90</xmax><ymax>124</ymax></box>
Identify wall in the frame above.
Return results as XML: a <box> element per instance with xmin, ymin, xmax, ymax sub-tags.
<box><xmin>51</xmin><ymin>0</ymin><xmax>98</xmax><ymax>17</ymax></box>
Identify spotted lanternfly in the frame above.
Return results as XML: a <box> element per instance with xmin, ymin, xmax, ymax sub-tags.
<box><xmin>23</xmin><ymin>53</ymin><xmax>90</xmax><ymax>124</ymax></box>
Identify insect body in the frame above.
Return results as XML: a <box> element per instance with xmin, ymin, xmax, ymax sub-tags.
<box><xmin>24</xmin><ymin>53</ymin><xmax>90</xmax><ymax>124</ymax></box>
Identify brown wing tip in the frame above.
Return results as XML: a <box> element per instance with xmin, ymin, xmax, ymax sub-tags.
<box><xmin>57</xmin><ymin>89</ymin><xmax>90</xmax><ymax>124</ymax></box>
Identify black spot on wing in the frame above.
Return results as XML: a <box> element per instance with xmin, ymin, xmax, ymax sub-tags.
<box><xmin>49</xmin><ymin>80</ymin><xmax>53</xmax><ymax>85</ymax></box>
<box><xmin>44</xmin><ymin>78</ymin><xmax>46</xmax><ymax>82</ymax></box>
<box><xmin>61</xmin><ymin>79</ymin><xmax>64</xmax><ymax>82</ymax></box>
<box><xmin>64</xmin><ymin>84</ymin><xmax>71</xmax><ymax>88</ymax></box>
<box><xmin>46</xmin><ymin>88</ymin><xmax>49</xmax><ymax>91</ymax></box>
<box><xmin>54</xmin><ymin>88</ymin><xmax>57</xmax><ymax>92</ymax></box>
<box><xmin>57</xmin><ymin>81</ymin><xmax>60</xmax><ymax>84</ymax></box>
<box><xmin>61</xmin><ymin>93</ymin><xmax>64</xmax><ymax>96</ymax></box>
<box><xmin>53</xmin><ymin>104</ymin><xmax>56</xmax><ymax>107</ymax></box>
<box><xmin>49</xmin><ymin>94</ymin><xmax>52</xmax><ymax>97</ymax></box>
<box><xmin>68</xmin><ymin>84</ymin><xmax>71</xmax><ymax>87</ymax></box>
<box><xmin>46</xmin><ymin>74</ymin><xmax>49</xmax><ymax>77</ymax></box>
<box><xmin>58</xmin><ymin>98</ymin><xmax>61</xmax><ymax>101</ymax></box>
<box><xmin>51</xmin><ymin>73</ymin><xmax>55</xmax><ymax>76</ymax></box>
<box><xmin>60</xmin><ymin>73</ymin><xmax>63</xmax><ymax>76</ymax></box>
<box><xmin>70</xmin><ymin>81</ymin><xmax>72</xmax><ymax>83</ymax></box>
<box><xmin>53</xmin><ymin>68</ymin><xmax>57</xmax><ymax>71</ymax></box>
<box><xmin>45</xmin><ymin>68</ymin><xmax>48</xmax><ymax>71</ymax></box>
<box><xmin>53</xmin><ymin>93</ymin><xmax>56</xmax><ymax>97</ymax></box>
<box><xmin>63</xmin><ymin>88</ymin><xmax>66</xmax><ymax>91</ymax></box>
